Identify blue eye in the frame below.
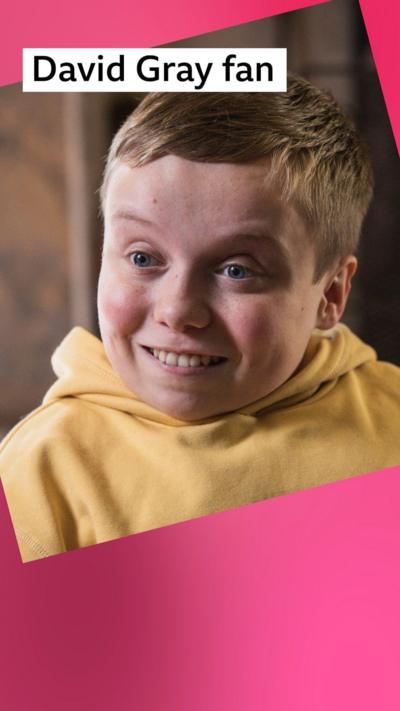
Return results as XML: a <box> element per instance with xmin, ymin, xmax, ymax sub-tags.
<box><xmin>130</xmin><ymin>252</ymin><xmax>155</xmax><ymax>267</ymax></box>
<box><xmin>224</xmin><ymin>264</ymin><xmax>249</xmax><ymax>280</ymax></box>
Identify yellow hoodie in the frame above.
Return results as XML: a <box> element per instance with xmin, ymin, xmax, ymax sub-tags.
<box><xmin>1</xmin><ymin>324</ymin><xmax>399</xmax><ymax>562</ymax></box>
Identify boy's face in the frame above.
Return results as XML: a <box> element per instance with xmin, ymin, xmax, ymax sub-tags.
<box><xmin>98</xmin><ymin>155</ymin><xmax>332</xmax><ymax>421</ymax></box>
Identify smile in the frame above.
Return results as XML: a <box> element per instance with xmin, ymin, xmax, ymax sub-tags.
<box><xmin>144</xmin><ymin>347</ymin><xmax>225</xmax><ymax>368</ymax></box>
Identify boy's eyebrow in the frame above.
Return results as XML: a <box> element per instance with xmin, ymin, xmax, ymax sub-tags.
<box><xmin>217</xmin><ymin>231</ymin><xmax>291</xmax><ymax>262</ymax></box>
<box><xmin>111</xmin><ymin>208</ymin><xmax>154</xmax><ymax>225</ymax></box>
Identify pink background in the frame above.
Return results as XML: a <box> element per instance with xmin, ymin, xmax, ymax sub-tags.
<box><xmin>359</xmin><ymin>0</ymin><xmax>399</xmax><ymax>153</ymax></box>
<box><xmin>1</xmin><ymin>0</ymin><xmax>399</xmax><ymax>707</ymax></box>
<box><xmin>2</xmin><ymin>0</ymin><xmax>328</xmax><ymax>86</ymax></box>
<box><xmin>0</xmin><ymin>0</ymin><xmax>399</xmax><ymax>150</ymax></box>
<box><xmin>1</xmin><ymin>466</ymin><xmax>400</xmax><ymax>709</ymax></box>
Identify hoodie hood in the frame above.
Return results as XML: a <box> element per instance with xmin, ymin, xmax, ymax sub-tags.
<box><xmin>43</xmin><ymin>324</ymin><xmax>376</xmax><ymax>426</ymax></box>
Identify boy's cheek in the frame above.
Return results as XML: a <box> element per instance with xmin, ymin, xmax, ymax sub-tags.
<box><xmin>98</xmin><ymin>283</ymin><xmax>145</xmax><ymax>334</ymax></box>
<box><xmin>231</xmin><ymin>300</ymin><xmax>310</xmax><ymax>361</ymax></box>
<box><xmin>230</xmin><ymin>301</ymin><xmax>280</xmax><ymax>343</ymax></box>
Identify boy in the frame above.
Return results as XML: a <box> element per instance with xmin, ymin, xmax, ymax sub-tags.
<box><xmin>1</xmin><ymin>75</ymin><xmax>399</xmax><ymax>562</ymax></box>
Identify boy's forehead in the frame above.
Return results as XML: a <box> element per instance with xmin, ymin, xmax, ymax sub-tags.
<box><xmin>107</xmin><ymin>156</ymin><xmax>288</xmax><ymax>226</ymax></box>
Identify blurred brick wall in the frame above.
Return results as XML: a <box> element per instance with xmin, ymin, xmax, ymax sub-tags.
<box><xmin>0</xmin><ymin>87</ymin><xmax>70</xmax><ymax>432</ymax></box>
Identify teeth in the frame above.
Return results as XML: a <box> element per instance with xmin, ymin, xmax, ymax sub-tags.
<box><xmin>177</xmin><ymin>354</ymin><xmax>190</xmax><ymax>367</ymax></box>
<box><xmin>189</xmin><ymin>355</ymin><xmax>201</xmax><ymax>367</ymax></box>
<box><xmin>166</xmin><ymin>352</ymin><xmax>178</xmax><ymax>366</ymax></box>
<box><xmin>150</xmin><ymin>348</ymin><xmax>221</xmax><ymax>368</ymax></box>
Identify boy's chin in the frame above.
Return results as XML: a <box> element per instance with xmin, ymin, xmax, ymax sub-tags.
<box><xmin>153</xmin><ymin>398</ymin><xmax>223</xmax><ymax>422</ymax></box>
<box><xmin>143</xmin><ymin>391</ymin><xmax>233</xmax><ymax>422</ymax></box>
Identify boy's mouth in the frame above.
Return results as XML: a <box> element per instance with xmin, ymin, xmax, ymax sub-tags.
<box><xmin>143</xmin><ymin>346</ymin><xmax>226</xmax><ymax>368</ymax></box>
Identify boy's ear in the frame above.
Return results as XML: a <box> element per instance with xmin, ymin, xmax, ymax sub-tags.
<box><xmin>315</xmin><ymin>256</ymin><xmax>358</xmax><ymax>330</ymax></box>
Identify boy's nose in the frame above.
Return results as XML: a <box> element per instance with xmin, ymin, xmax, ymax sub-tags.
<box><xmin>153</xmin><ymin>272</ymin><xmax>211</xmax><ymax>332</ymax></box>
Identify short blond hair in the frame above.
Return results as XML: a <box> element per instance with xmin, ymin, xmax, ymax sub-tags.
<box><xmin>101</xmin><ymin>75</ymin><xmax>374</xmax><ymax>279</ymax></box>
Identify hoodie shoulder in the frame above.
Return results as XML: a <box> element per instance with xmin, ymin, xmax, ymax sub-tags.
<box><xmin>356</xmin><ymin>357</ymin><xmax>400</xmax><ymax>400</ymax></box>
<box><xmin>0</xmin><ymin>398</ymin><xmax>89</xmax><ymax>465</ymax></box>
<box><xmin>0</xmin><ymin>325</ymin><xmax>117</xmax><ymax>472</ymax></box>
